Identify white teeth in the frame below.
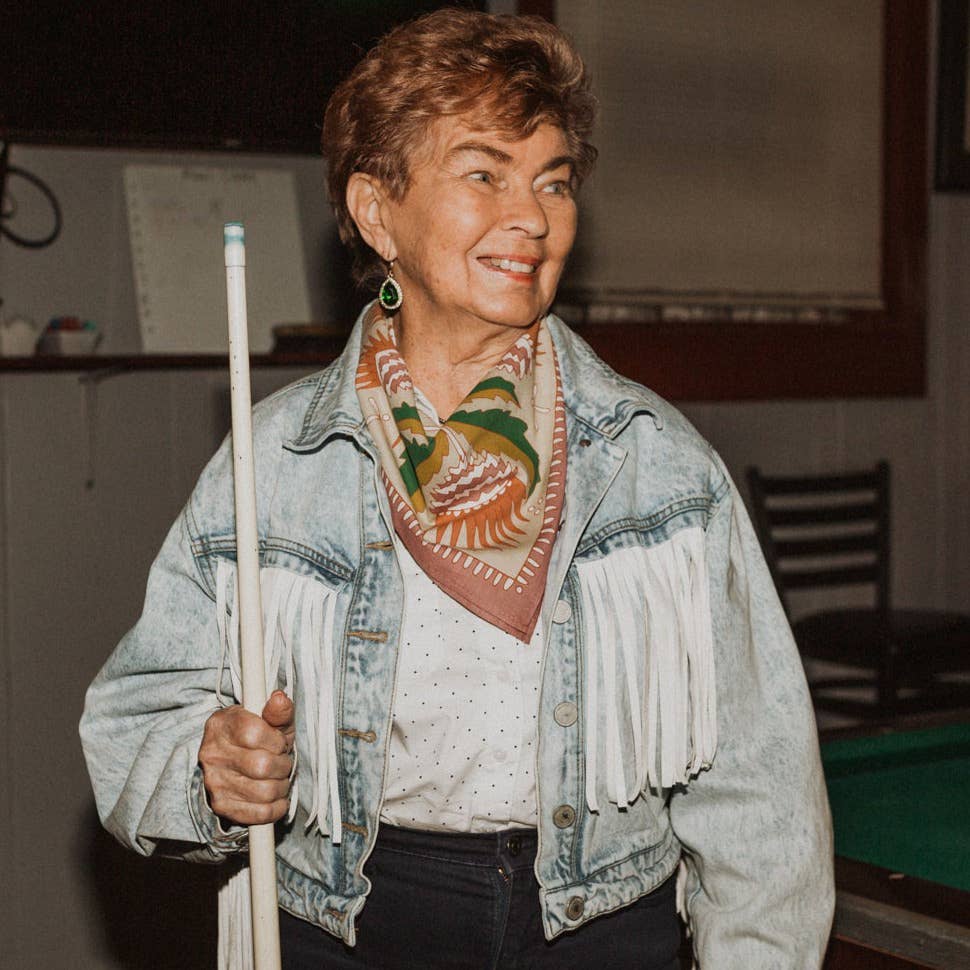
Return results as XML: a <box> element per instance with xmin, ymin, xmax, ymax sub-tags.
<box><xmin>487</xmin><ymin>258</ymin><xmax>536</xmax><ymax>274</ymax></box>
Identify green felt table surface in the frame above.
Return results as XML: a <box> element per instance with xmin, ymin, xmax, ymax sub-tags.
<box><xmin>821</xmin><ymin>722</ymin><xmax>970</xmax><ymax>893</ymax></box>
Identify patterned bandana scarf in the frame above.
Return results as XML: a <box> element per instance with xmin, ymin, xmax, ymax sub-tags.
<box><xmin>356</xmin><ymin>311</ymin><xmax>566</xmax><ymax>642</ymax></box>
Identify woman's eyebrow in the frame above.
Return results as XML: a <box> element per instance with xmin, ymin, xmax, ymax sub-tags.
<box><xmin>542</xmin><ymin>155</ymin><xmax>576</xmax><ymax>175</ymax></box>
<box><xmin>445</xmin><ymin>143</ymin><xmax>577</xmax><ymax>175</ymax></box>
<box><xmin>446</xmin><ymin>142</ymin><xmax>514</xmax><ymax>164</ymax></box>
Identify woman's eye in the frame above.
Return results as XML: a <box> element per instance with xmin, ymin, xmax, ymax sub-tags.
<box><xmin>542</xmin><ymin>179</ymin><xmax>572</xmax><ymax>196</ymax></box>
<box><xmin>468</xmin><ymin>171</ymin><xmax>492</xmax><ymax>184</ymax></box>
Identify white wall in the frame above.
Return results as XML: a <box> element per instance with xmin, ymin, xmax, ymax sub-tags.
<box><xmin>0</xmin><ymin>365</ymin><xmax>311</xmax><ymax>969</ymax></box>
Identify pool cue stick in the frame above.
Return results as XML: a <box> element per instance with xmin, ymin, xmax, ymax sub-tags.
<box><xmin>224</xmin><ymin>222</ymin><xmax>283</xmax><ymax>970</ymax></box>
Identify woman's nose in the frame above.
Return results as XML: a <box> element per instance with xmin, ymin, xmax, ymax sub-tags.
<box><xmin>501</xmin><ymin>186</ymin><xmax>549</xmax><ymax>237</ymax></box>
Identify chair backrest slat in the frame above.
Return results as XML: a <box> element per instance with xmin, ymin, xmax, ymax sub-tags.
<box><xmin>745</xmin><ymin>461</ymin><xmax>891</xmax><ymax>614</ymax></box>
<box><xmin>757</xmin><ymin>470</ymin><xmax>879</xmax><ymax>494</ymax></box>
<box><xmin>774</xmin><ymin>534</ymin><xmax>878</xmax><ymax>558</ymax></box>
<box><xmin>765</xmin><ymin>502</ymin><xmax>878</xmax><ymax>527</ymax></box>
<box><xmin>779</xmin><ymin>565</ymin><xmax>881</xmax><ymax>589</ymax></box>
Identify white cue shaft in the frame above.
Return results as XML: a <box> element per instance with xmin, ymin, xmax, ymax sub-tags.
<box><xmin>224</xmin><ymin>222</ymin><xmax>282</xmax><ymax>970</ymax></box>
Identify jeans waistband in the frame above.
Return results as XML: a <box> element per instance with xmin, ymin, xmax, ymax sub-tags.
<box><xmin>375</xmin><ymin>823</ymin><xmax>538</xmax><ymax>866</ymax></box>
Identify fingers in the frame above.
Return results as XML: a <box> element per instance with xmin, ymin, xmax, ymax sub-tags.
<box><xmin>204</xmin><ymin>766</ymin><xmax>292</xmax><ymax>826</ymax></box>
<box><xmin>262</xmin><ymin>690</ymin><xmax>295</xmax><ymax>733</ymax></box>
<box><xmin>199</xmin><ymin>702</ymin><xmax>296</xmax><ymax>826</ymax></box>
<box><xmin>261</xmin><ymin>690</ymin><xmax>296</xmax><ymax>754</ymax></box>
<box><xmin>207</xmin><ymin>790</ymin><xmax>291</xmax><ymax>827</ymax></box>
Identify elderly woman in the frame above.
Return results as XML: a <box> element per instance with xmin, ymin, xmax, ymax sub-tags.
<box><xmin>81</xmin><ymin>9</ymin><xmax>833</xmax><ymax>970</ymax></box>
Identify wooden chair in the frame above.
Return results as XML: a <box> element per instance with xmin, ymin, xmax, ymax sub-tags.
<box><xmin>746</xmin><ymin>461</ymin><xmax>970</xmax><ymax>718</ymax></box>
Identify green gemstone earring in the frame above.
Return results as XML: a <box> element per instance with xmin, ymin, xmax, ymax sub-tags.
<box><xmin>378</xmin><ymin>261</ymin><xmax>403</xmax><ymax>312</ymax></box>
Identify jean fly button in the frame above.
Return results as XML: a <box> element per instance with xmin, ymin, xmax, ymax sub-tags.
<box><xmin>506</xmin><ymin>835</ymin><xmax>522</xmax><ymax>857</ymax></box>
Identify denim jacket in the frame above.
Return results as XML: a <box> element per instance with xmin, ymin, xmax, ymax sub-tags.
<box><xmin>81</xmin><ymin>311</ymin><xmax>834</xmax><ymax>968</ymax></box>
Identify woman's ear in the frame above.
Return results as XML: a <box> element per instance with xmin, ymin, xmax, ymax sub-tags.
<box><xmin>346</xmin><ymin>173</ymin><xmax>397</xmax><ymax>263</ymax></box>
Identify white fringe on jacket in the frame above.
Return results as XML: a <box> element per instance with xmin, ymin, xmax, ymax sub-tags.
<box><xmin>214</xmin><ymin>561</ymin><xmax>341</xmax><ymax>970</ymax></box>
<box><xmin>217</xmin><ymin>865</ymin><xmax>255</xmax><ymax>970</ymax></box>
<box><xmin>574</xmin><ymin>528</ymin><xmax>717</xmax><ymax>810</ymax></box>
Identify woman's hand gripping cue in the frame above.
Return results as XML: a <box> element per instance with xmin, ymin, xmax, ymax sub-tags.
<box><xmin>199</xmin><ymin>690</ymin><xmax>295</xmax><ymax>826</ymax></box>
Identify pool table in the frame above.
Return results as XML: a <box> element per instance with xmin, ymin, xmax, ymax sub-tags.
<box><xmin>820</xmin><ymin>711</ymin><xmax>970</xmax><ymax>969</ymax></box>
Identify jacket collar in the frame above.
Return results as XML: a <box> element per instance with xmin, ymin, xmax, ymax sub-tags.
<box><xmin>286</xmin><ymin>306</ymin><xmax>663</xmax><ymax>452</ymax></box>
<box><xmin>285</xmin><ymin>305</ymin><xmax>372</xmax><ymax>452</ymax></box>
<box><xmin>545</xmin><ymin>315</ymin><xmax>664</xmax><ymax>439</ymax></box>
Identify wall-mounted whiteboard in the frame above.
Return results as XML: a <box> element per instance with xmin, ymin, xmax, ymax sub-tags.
<box><xmin>125</xmin><ymin>165</ymin><xmax>311</xmax><ymax>353</ymax></box>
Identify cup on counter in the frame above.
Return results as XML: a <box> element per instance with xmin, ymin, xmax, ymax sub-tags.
<box><xmin>0</xmin><ymin>316</ymin><xmax>39</xmax><ymax>356</ymax></box>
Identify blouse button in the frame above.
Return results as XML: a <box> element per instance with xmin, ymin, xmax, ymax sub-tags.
<box><xmin>553</xmin><ymin>804</ymin><xmax>576</xmax><ymax>828</ymax></box>
<box><xmin>552</xmin><ymin>599</ymin><xmax>572</xmax><ymax>624</ymax></box>
<box><xmin>565</xmin><ymin>896</ymin><xmax>585</xmax><ymax>920</ymax></box>
<box><xmin>554</xmin><ymin>702</ymin><xmax>578</xmax><ymax>727</ymax></box>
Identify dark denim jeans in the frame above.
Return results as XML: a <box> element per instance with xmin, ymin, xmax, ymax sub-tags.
<box><xmin>280</xmin><ymin>824</ymin><xmax>681</xmax><ymax>970</ymax></box>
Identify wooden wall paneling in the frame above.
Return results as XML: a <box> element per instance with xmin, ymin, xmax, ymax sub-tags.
<box><xmin>0</xmin><ymin>369</ymin><xmax>253</xmax><ymax>968</ymax></box>
<box><xmin>4</xmin><ymin>373</ymin><xmax>141</xmax><ymax>967</ymax></box>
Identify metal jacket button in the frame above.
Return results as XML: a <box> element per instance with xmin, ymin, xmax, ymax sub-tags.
<box><xmin>554</xmin><ymin>701</ymin><xmax>578</xmax><ymax>727</ymax></box>
<box><xmin>565</xmin><ymin>896</ymin><xmax>585</xmax><ymax>920</ymax></box>
<box><xmin>552</xmin><ymin>599</ymin><xmax>572</xmax><ymax>624</ymax></box>
<box><xmin>553</xmin><ymin>804</ymin><xmax>576</xmax><ymax>828</ymax></box>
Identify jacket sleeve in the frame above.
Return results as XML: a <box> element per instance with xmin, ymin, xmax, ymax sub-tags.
<box><xmin>668</xmin><ymin>458</ymin><xmax>835</xmax><ymax>968</ymax></box>
<box><xmin>79</xmin><ymin>457</ymin><xmax>248</xmax><ymax>863</ymax></box>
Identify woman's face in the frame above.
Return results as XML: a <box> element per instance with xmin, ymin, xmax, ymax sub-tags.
<box><xmin>381</xmin><ymin>117</ymin><xmax>578</xmax><ymax>340</ymax></box>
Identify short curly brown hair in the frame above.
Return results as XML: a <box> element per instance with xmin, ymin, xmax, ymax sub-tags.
<box><xmin>321</xmin><ymin>8</ymin><xmax>597</xmax><ymax>286</ymax></box>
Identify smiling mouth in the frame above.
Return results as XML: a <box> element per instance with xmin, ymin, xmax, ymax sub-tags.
<box><xmin>481</xmin><ymin>257</ymin><xmax>539</xmax><ymax>275</ymax></box>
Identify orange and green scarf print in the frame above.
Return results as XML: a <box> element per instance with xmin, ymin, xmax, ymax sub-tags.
<box><xmin>356</xmin><ymin>312</ymin><xmax>566</xmax><ymax>642</ymax></box>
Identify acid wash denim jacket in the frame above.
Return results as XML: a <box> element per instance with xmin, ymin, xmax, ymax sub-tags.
<box><xmin>81</xmin><ymin>311</ymin><xmax>834</xmax><ymax>968</ymax></box>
